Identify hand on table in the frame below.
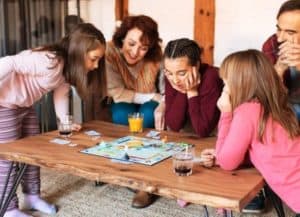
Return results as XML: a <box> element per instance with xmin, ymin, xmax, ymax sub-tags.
<box><xmin>152</xmin><ymin>93</ymin><xmax>163</xmax><ymax>103</ymax></box>
<box><xmin>72</xmin><ymin>123</ymin><xmax>82</xmax><ymax>131</ymax></box>
<box><xmin>154</xmin><ymin>101</ymin><xmax>166</xmax><ymax>131</ymax></box>
<box><xmin>200</xmin><ymin>149</ymin><xmax>216</xmax><ymax>168</ymax></box>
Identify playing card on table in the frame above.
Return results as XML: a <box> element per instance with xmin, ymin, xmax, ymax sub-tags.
<box><xmin>50</xmin><ymin>138</ymin><xmax>71</xmax><ymax>145</ymax></box>
<box><xmin>84</xmin><ymin>130</ymin><xmax>101</xmax><ymax>136</ymax></box>
<box><xmin>146</xmin><ymin>130</ymin><xmax>160</xmax><ymax>138</ymax></box>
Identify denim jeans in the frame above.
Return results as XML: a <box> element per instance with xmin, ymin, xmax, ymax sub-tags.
<box><xmin>293</xmin><ymin>104</ymin><xmax>300</xmax><ymax>121</ymax></box>
<box><xmin>111</xmin><ymin>101</ymin><xmax>158</xmax><ymax>128</ymax></box>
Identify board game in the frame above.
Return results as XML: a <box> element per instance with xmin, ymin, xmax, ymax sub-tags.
<box><xmin>80</xmin><ymin>136</ymin><xmax>188</xmax><ymax>165</ymax></box>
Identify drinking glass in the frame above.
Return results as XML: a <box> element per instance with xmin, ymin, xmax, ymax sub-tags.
<box><xmin>173</xmin><ymin>145</ymin><xmax>195</xmax><ymax>176</ymax></box>
<box><xmin>128</xmin><ymin>112</ymin><xmax>144</xmax><ymax>133</ymax></box>
<box><xmin>58</xmin><ymin>115</ymin><xmax>73</xmax><ymax>138</ymax></box>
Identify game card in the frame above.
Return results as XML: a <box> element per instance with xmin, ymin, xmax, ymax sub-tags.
<box><xmin>50</xmin><ymin>138</ymin><xmax>71</xmax><ymax>145</ymax></box>
<box><xmin>85</xmin><ymin>130</ymin><xmax>101</xmax><ymax>136</ymax></box>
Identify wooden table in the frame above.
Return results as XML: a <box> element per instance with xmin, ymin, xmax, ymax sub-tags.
<box><xmin>0</xmin><ymin>121</ymin><xmax>264</xmax><ymax>216</ymax></box>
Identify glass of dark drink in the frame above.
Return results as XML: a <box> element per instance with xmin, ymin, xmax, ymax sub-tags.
<box><xmin>58</xmin><ymin>123</ymin><xmax>72</xmax><ymax>138</ymax></box>
<box><xmin>58</xmin><ymin>115</ymin><xmax>73</xmax><ymax>138</ymax></box>
<box><xmin>173</xmin><ymin>151</ymin><xmax>194</xmax><ymax>176</ymax></box>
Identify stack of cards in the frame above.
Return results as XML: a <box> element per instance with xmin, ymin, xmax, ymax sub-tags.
<box><xmin>85</xmin><ymin>130</ymin><xmax>101</xmax><ymax>140</ymax></box>
<box><xmin>146</xmin><ymin>130</ymin><xmax>160</xmax><ymax>139</ymax></box>
<box><xmin>85</xmin><ymin>130</ymin><xmax>101</xmax><ymax>137</ymax></box>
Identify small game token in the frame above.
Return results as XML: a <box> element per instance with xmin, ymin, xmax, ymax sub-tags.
<box><xmin>123</xmin><ymin>152</ymin><xmax>130</xmax><ymax>160</ymax></box>
<box><xmin>68</xmin><ymin>143</ymin><xmax>78</xmax><ymax>147</ymax></box>
<box><xmin>161</xmin><ymin>136</ymin><xmax>168</xmax><ymax>143</ymax></box>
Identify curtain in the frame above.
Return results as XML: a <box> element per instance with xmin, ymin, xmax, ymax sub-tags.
<box><xmin>0</xmin><ymin>0</ymin><xmax>68</xmax><ymax>56</ymax></box>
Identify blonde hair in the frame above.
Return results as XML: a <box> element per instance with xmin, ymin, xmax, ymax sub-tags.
<box><xmin>220</xmin><ymin>49</ymin><xmax>299</xmax><ymax>140</ymax></box>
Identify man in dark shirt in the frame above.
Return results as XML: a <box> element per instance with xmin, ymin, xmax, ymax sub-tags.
<box><xmin>262</xmin><ymin>0</ymin><xmax>300</xmax><ymax>120</ymax></box>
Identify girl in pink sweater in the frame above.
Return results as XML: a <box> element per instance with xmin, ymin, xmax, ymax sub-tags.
<box><xmin>0</xmin><ymin>23</ymin><xmax>106</xmax><ymax>217</ymax></box>
<box><xmin>201</xmin><ymin>50</ymin><xmax>300</xmax><ymax>214</ymax></box>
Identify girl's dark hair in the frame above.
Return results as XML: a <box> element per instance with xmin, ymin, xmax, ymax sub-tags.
<box><xmin>113</xmin><ymin>15</ymin><xmax>162</xmax><ymax>62</ymax></box>
<box><xmin>163</xmin><ymin>38</ymin><xmax>203</xmax><ymax>66</ymax></box>
<box><xmin>277</xmin><ymin>0</ymin><xmax>300</xmax><ymax>18</ymax></box>
<box><xmin>35</xmin><ymin>23</ymin><xmax>106</xmax><ymax>99</ymax></box>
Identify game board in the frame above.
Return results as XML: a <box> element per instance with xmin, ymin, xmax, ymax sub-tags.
<box><xmin>80</xmin><ymin>136</ymin><xmax>188</xmax><ymax>165</ymax></box>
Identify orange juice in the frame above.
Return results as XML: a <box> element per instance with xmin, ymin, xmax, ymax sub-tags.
<box><xmin>128</xmin><ymin>117</ymin><xmax>143</xmax><ymax>133</ymax></box>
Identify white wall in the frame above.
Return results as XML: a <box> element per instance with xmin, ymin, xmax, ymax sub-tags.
<box><xmin>68</xmin><ymin>0</ymin><xmax>115</xmax><ymax>42</ymax></box>
<box><xmin>73</xmin><ymin>0</ymin><xmax>286</xmax><ymax>66</ymax></box>
<box><xmin>214</xmin><ymin>0</ymin><xmax>285</xmax><ymax>66</ymax></box>
<box><xmin>86</xmin><ymin>0</ymin><xmax>115</xmax><ymax>41</ymax></box>
<box><xmin>129</xmin><ymin>0</ymin><xmax>194</xmax><ymax>47</ymax></box>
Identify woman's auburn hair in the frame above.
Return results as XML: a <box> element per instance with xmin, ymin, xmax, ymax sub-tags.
<box><xmin>220</xmin><ymin>49</ymin><xmax>300</xmax><ymax>140</ymax></box>
<box><xmin>112</xmin><ymin>15</ymin><xmax>162</xmax><ymax>62</ymax></box>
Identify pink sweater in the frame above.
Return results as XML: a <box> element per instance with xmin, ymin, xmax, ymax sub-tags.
<box><xmin>0</xmin><ymin>50</ymin><xmax>69</xmax><ymax>121</ymax></box>
<box><xmin>216</xmin><ymin>102</ymin><xmax>300</xmax><ymax>212</ymax></box>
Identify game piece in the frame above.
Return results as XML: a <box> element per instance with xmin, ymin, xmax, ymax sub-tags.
<box><xmin>161</xmin><ymin>136</ymin><xmax>168</xmax><ymax>143</ymax></box>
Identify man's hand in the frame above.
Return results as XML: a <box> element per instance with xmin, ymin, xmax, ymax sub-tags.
<box><xmin>278</xmin><ymin>37</ymin><xmax>300</xmax><ymax>75</ymax></box>
<box><xmin>275</xmin><ymin>43</ymin><xmax>289</xmax><ymax>79</ymax></box>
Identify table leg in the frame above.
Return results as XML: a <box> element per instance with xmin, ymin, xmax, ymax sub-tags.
<box><xmin>203</xmin><ymin>205</ymin><xmax>209</xmax><ymax>217</ymax></box>
<box><xmin>0</xmin><ymin>163</ymin><xmax>14</xmax><ymax>210</ymax></box>
<box><xmin>265</xmin><ymin>185</ymin><xmax>285</xmax><ymax>217</ymax></box>
<box><xmin>0</xmin><ymin>163</ymin><xmax>27</xmax><ymax>217</ymax></box>
<box><xmin>223</xmin><ymin>209</ymin><xmax>233</xmax><ymax>217</ymax></box>
<box><xmin>202</xmin><ymin>206</ymin><xmax>233</xmax><ymax>217</ymax></box>
<box><xmin>95</xmin><ymin>181</ymin><xmax>105</xmax><ymax>186</ymax></box>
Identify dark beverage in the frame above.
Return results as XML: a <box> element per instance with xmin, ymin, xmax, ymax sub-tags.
<box><xmin>174</xmin><ymin>166</ymin><xmax>192</xmax><ymax>176</ymax></box>
<box><xmin>59</xmin><ymin>130</ymin><xmax>72</xmax><ymax>136</ymax></box>
<box><xmin>173</xmin><ymin>152</ymin><xmax>193</xmax><ymax>176</ymax></box>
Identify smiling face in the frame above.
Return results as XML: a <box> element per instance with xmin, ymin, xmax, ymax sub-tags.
<box><xmin>276</xmin><ymin>10</ymin><xmax>300</xmax><ymax>43</ymax></box>
<box><xmin>84</xmin><ymin>44</ymin><xmax>105</xmax><ymax>73</ymax></box>
<box><xmin>121</xmin><ymin>27</ymin><xmax>149</xmax><ymax>66</ymax></box>
<box><xmin>164</xmin><ymin>56</ymin><xmax>194</xmax><ymax>90</ymax></box>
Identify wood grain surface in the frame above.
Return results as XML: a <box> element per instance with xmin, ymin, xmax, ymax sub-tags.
<box><xmin>0</xmin><ymin>121</ymin><xmax>264</xmax><ymax>211</ymax></box>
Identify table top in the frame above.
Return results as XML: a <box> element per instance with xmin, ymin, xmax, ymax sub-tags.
<box><xmin>0</xmin><ymin>120</ymin><xmax>264</xmax><ymax>211</ymax></box>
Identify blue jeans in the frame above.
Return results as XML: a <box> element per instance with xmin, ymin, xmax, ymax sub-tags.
<box><xmin>111</xmin><ymin>101</ymin><xmax>158</xmax><ymax>128</ymax></box>
<box><xmin>293</xmin><ymin>104</ymin><xmax>300</xmax><ymax>121</ymax></box>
